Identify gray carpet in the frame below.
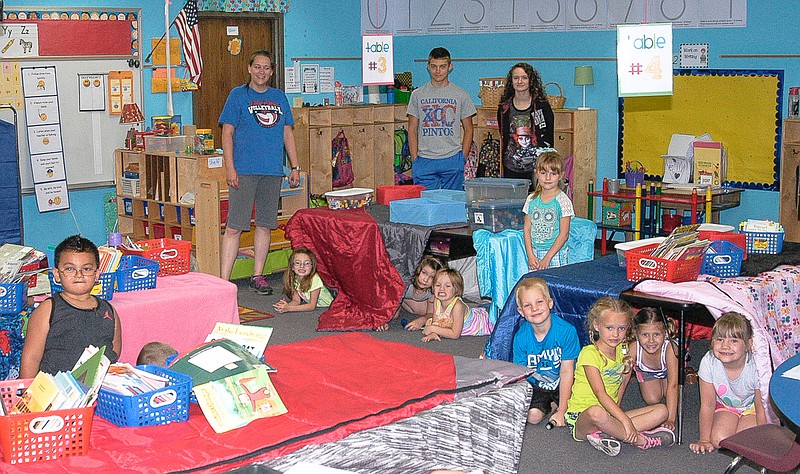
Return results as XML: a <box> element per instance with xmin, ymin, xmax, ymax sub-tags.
<box><xmin>232</xmin><ymin>272</ymin><xmax>767</xmax><ymax>474</ymax></box>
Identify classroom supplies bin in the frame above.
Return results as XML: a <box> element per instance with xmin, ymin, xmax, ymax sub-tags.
<box><xmin>614</xmin><ymin>237</ymin><xmax>666</xmax><ymax>267</ymax></box>
<box><xmin>701</xmin><ymin>240</ymin><xmax>744</xmax><ymax>278</ymax></box>
<box><xmin>463</xmin><ymin>177</ymin><xmax>530</xmax><ymax>202</ymax></box>
<box><xmin>124</xmin><ymin>238</ymin><xmax>191</xmax><ymax>276</ymax></box>
<box><xmin>0</xmin><ymin>379</ymin><xmax>95</xmax><ymax>464</ymax></box>
<box><xmin>144</xmin><ymin>135</ymin><xmax>187</xmax><ymax>153</ymax></box>
<box><xmin>376</xmin><ymin>185</ymin><xmax>425</xmax><ymax>205</ymax></box>
<box><xmin>115</xmin><ymin>255</ymin><xmax>159</xmax><ymax>292</ymax></box>
<box><xmin>602</xmin><ymin>200</ymin><xmax>633</xmax><ymax>227</ymax></box>
<box><xmin>0</xmin><ymin>282</ymin><xmax>27</xmax><ymax>315</ymax></box>
<box><xmin>698</xmin><ymin>229</ymin><xmax>747</xmax><ymax>260</ymax></box>
<box><xmin>324</xmin><ymin>188</ymin><xmax>374</xmax><ymax>210</ymax></box>
<box><xmin>390</xmin><ymin>198</ymin><xmax>467</xmax><ymax>226</ymax></box>
<box><xmin>96</xmin><ymin>365</ymin><xmax>191</xmax><ymax>427</ymax></box>
<box><xmin>739</xmin><ymin>229</ymin><xmax>784</xmax><ymax>255</ymax></box>
<box><xmin>48</xmin><ymin>271</ymin><xmax>114</xmax><ymax>300</ymax></box>
<box><xmin>625</xmin><ymin>243</ymin><xmax>704</xmax><ymax>283</ymax></box>
<box><xmin>467</xmin><ymin>199</ymin><xmax>526</xmax><ymax>232</ymax></box>
<box><xmin>420</xmin><ymin>189</ymin><xmax>467</xmax><ymax>201</ymax></box>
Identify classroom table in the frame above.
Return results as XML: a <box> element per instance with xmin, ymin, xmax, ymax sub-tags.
<box><xmin>112</xmin><ymin>272</ymin><xmax>240</xmax><ymax>363</ymax></box>
<box><xmin>770</xmin><ymin>352</ymin><xmax>800</xmax><ymax>435</ymax></box>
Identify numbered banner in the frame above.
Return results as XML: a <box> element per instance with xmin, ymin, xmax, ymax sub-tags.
<box><xmin>362</xmin><ymin>35</ymin><xmax>393</xmax><ymax>85</ymax></box>
<box><xmin>617</xmin><ymin>23</ymin><xmax>673</xmax><ymax>97</ymax></box>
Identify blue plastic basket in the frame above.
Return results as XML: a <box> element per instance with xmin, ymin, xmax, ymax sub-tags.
<box><xmin>48</xmin><ymin>270</ymin><xmax>115</xmax><ymax>300</ymax></box>
<box><xmin>0</xmin><ymin>282</ymin><xmax>27</xmax><ymax>315</ymax></box>
<box><xmin>115</xmin><ymin>255</ymin><xmax>159</xmax><ymax>292</ymax></box>
<box><xmin>96</xmin><ymin>365</ymin><xmax>191</xmax><ymax>427</ymax></box>
<box><xmin>702</xmin><ymin>240</ymin><xmax>744</xmax><ymax>278</ymax></box>
<box><xmin>740</xmin><ymin>230</ymin><xmax>784</xmax><ymax>255</ymax></box>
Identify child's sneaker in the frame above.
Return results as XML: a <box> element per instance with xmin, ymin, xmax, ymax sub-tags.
<box><xmin>638</xmin><ymin>427</ymin><xmax>676</xmax><ymax>449</ymax></box>
<box><xmin>586</xmin><ymin>431</ymin><xmax>621</xmax><ymax>456</ymax></box>
<box><xmin>249</xmin><ymin>275</ymin><xmax>273</xmax><ymax>295</ymax></box>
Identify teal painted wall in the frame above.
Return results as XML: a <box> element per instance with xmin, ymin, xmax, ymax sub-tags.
<box><xmin>18</xmin><ymin>1</ymin><xmax>798</xmax><ymax>250</ymax></box>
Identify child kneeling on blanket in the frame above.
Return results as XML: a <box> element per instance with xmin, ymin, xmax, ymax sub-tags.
<box><xmin>512</xmin><ymin>277</ymin><xmax>580</xmax><ymax>425</ymax></box>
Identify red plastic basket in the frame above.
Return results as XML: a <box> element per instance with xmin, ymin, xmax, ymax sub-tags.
<box><xmin>0</xmin><ymin>379</ymin><xmax>94</xmax><ymax>465</ymax></box>
<box><xmin>625</xmin><ymin>243</ymin><xmax>704</xmax><ymax>283</ymax></box>
<box><xmin>123</xmin><ymin>238</ymin><xmax>191</xmax><ymax>276</ymax></box>
<box><xmin>698</xmin><ymin>230</ymin><xmax>747</xmax><ymax>260</ymax></box>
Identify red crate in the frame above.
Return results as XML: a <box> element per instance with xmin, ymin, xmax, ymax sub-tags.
<box><xmin>698</xmin><ymin>230</ymin><xmax>747</xmax><ymax>260</ymax></box>
<box><xmin>376</xmin><ymin>185</ymin><xmax>425</xmax><ymax>205</ymax></box>
<box><xmin>625</xmin><ymin>243</ymin><xmax>704</xmax><ymax>283</ymax></box>
<box><xmin>122</xmin><ymin>238</ymin><xmax>191</xmax><ymax>276</ymax></box>
<box><xmin>0</xmin><ymin>379</ymin><xmax>94</xmax><ymax>464</ymax></box>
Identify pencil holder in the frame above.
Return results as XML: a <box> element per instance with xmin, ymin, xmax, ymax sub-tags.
<box><xmin>625</xmin><ymin>160</ymin><xmax>646</xmax><ymax>187</ymax></box>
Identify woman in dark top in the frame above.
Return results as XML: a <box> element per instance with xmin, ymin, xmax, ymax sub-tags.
<box><xmin>496</xmin><ymin>62</ymin><xmax>555</xmax><ymax>180</ymax></box>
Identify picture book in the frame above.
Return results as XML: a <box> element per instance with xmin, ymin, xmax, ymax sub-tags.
<box><xmin>53</xmin><ymin>371</ymin><xmax>86</xmax><ymax>409</ymax></box>
<box><xmin>169</xmin><ymin>338</ymin><xmax>273</xmax><ymax>387</ymax></box>
<box><xmin>102</xmin><ymin>363</ymin><xmax>170</xmax><ymax>396</ymax></box>
<box><xmin>193</xmin><ymin>365</ymin><xmax>287</xmax><ymax>433</ymax></box>
<box><xmin>12</xmin><ymin>371</ymin><xmax>62</xmax><ymax>413</ymax></box>
<box><xmin>71</xmin><ymin>345</ymin><xmax>111</xmax><ymax>407</ymax></box>
<box><xmin>204</xmin><ymin>322</ymin><xmax>274</xmax><ymax>361</ymax></box>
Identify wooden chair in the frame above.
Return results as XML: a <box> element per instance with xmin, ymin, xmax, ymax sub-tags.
<box><xmin>720</xmin><ymin>424</ymin><xmax>800</xmax><ymax>474</ymax></box>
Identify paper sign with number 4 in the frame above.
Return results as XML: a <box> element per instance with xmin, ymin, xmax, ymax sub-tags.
<box><xmin>616</xmin><ymin>23</ymin><xmax>673</xmax><ymax>97</ymax></box>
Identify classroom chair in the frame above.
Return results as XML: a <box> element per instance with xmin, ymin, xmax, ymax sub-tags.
<box><xmin>719</xmin><ymin>424</ymin><xmax>800</xmax><ymax>474</ymax></box>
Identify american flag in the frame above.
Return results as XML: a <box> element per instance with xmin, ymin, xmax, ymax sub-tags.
<box><xmin>173</xmin><ymin>0</ymin><xmax>203</xmax><ymax>87</ymax></box>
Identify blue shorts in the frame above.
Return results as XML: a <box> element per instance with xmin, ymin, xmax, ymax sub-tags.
<box><xmin>412</xmin><ymin>151</ymin><xmax>465</xmax><ymax>190</ymax></box>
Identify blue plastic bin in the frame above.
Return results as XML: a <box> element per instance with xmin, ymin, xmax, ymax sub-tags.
<box><xmin>389</xmin><ymin>198</ymin><xmax>467</xmax><ymax>225</ymax></box>
<box><xmin>49</xmin><ymin>270</ymin><xmax>114</xmax><ymax>300</ymax></box>
<box><xmin>115</xmin><ymin>255</ymin><xmax>159</xmax><ymax>292</ymax></box>
<box><xmin>0</xmin><ymin>282</ymin><xmax>27</xmax><ymax>315</ymax></box>
<box><xmin>701</xmin><ymin>240</ymin><xmax>744</xmax><ymax>277</ymax></box>
<box><xmin>96</xmin><ymin>365</ymin><xmax>191</xmax><ymax>427</ymax></box>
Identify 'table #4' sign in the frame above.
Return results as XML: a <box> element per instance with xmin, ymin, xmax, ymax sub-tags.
<box><xmin>617</xmin><ymin>23</ymin><xmax>673</xmax><ymax>97</ymax></box>
<box><xmin>362</xmin><ymin>35</ymin><xmax>394</xmax><ymax>85</ymax></box>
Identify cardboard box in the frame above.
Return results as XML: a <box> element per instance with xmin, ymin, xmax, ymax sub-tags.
<box><xmin>693</xmin><ymin>141</ymin><xmax>726</xmax><ymax>186</ymax></box>
<box><xmin>602</xmin><ymin>200</ymin><xmax>633</xmax><ymax>227</ymax></box>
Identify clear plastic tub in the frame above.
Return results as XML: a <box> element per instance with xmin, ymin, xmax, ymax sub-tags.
<box><xmin>467</xmin><ymin>198</ymin><xmax>526</xmax><ymax>232</ymax></box>
<box><xmin>325</xmin><ymin>188</ymin><xmax>374</xmax><ymax>210</ymax></box>
<box><xmin>614</xmin><ymin>237</ymin><xmax>667</xmax><ymax>267</ymax></box>
<box><xmin>464</xmin><ymin>178</ymin><xmax>530</xmax><ymax>202</ymax></box>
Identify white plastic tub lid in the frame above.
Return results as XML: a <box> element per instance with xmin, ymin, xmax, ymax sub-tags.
<box><xmin>698</xmin><ymin>223</ymin><xmax>735</xmax><ymax>232</ymax></box>
<box><xmin>615</xmin><ymin>236</ymin><xmax>667</xmax><ymax>251</ymax></box>
<box><xmin>324</xmin><ymin>187</ymin><xmax>374</xmax><ymax>198</ymax></box>
<box><xmin>464</xmin><ymin>177</ymin><xmax>530</xmax><ymax>187</ymax></box>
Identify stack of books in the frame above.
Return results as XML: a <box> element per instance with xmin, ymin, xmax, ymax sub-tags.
<box><xmin>97</xmin><ymin>246</ymin><xmax>123</xmax><ymax>274</ymax></box>
<box><xmin>101</xmin><ymin>363</ymin><xmax>170</xmax><ymax>396</ymax></box>
<box><xmin>650</xmin><ymin>224</ymin><xmax>712</xmax><ymax>260</ymax></box>
<box><xmin>0</xmin><ymin>244</ymin><xmax>46</xmax><ymax>284</ymax></box>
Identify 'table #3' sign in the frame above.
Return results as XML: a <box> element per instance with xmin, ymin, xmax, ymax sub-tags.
<box><xmin>362</xmin><ymin>34</ymin><xmax>394</xmax><ymax>85</ymax></box>
<box><xmin>617</xmin><ymin>23</ymin><xmax>673</xmax><ymax>97</ymax></box>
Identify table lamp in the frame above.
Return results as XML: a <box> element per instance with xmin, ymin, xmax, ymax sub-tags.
<box><xmin>120</xmin><ymin>103</ymin><xmax>145</xmax><ymax>149</ymax></box>
<box><xmin>574</xmin><ymin>66</ymin><xmax>594</xmax><ymax>110</ymax></box>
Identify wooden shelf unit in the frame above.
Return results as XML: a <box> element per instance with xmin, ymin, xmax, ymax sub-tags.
<box><xmin>473</xmin><ymin>107</ymin><xmax>597</xmax><ymax>218</ymax></box>
<box><xmin>781</xmin><ymin>118</ymin><xmax>800</xmax><ymax>242</ymax></box>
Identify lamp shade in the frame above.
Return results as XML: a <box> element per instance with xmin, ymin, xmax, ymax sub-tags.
<box><xmin>120</xmin><ymin>103</ymin><xmax>145</xmax><ymax>124</ymax></box>
<box><xmin>574</xmin><ymin>66</ymin><xmax>594</xmax><ymax>86</ymax></box>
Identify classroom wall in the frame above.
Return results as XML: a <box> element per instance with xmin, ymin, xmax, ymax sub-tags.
<box><xmin>18</xmin><ymin>1</ymin><xmax>798</xmax><ymax>250</ymax></box>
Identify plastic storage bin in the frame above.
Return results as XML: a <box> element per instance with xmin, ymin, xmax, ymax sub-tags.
<box><xmin>324</xmin><ymin>188</ymin><xmax>374</xmax><ymax>210</ymax></box>
<box><xmin>698</xmin><ymin>229</ymin><xmax>747</xmax><ymax>260</ymax></box>
<box><xmin>376</xmin><ymin>185</ymin><xmax>424</xmax><ymax>205</ymax></box>
<box><xmin>740</xmin><ymin>230</ymin><xmax>784</xmax><ymax>255</ymax></box>
<box><xmin>467</xmin><ymin>199</ymin><xmax>526</xmax><ymax>232</ymax></box>
<box><xmin>144</xmin><ymin>135</ymin><xmax>187</xmax><ymax>153</ymax></box>
<box><xmin>463</xmin><ymin>177</ymin><xmax>530</xmax><ymax>202</ymax></box>
<box><xmin>96</xmin><ymin>365</ymin><xmax>191</xmax><ymax>427</ymax></box>
<box><xmin>390</xmin><ymin>198</ymin><xmax>467</xmax><ymax>226</ymax></box>
<box><xmin>115</xmin><ymin>255</ymin><xmax>159</xmax><ymax>292</ymax></box>
<box><xmin>420</xmin><ymin>189</ymin><xmax>467</xmax><ymax>201</ymax></box>
<box><xmin>48</xmin><ymin>270</ymin><xmax>114</xmax><ymax>300</ymax></box>
<box><xmin>123</xmin><ymin>238</ymin><xmax>192</xmax><ymax>276</ymax></box>
<box><xmin>701</xmin><ymin>240</ymin><xmax>744</xmax><ymax>277</ymax></box>
<box><xmin>614</xmin><ymin>237</ymin><xmax>666</xmax><ymax>267</ymax></box>
<box><xmin>625</xmin><ymin>243</ymin><xmax>704</xmax><ymax>283</ymax></box>
<box><xmin>0</xmin><ymin>282</ymin><xmax>27</xmax><ymax>314</ymax></box>
<box><xmin>0</xmin><ymin>379</ymin><xmax>95</xmax><ymax>464</ymax></box>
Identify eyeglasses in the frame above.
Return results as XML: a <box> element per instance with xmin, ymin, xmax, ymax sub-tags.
<box><xmin>58</xmin><ymin>266</ymin><xmax>98</xmax><ymax>276</ymax></box>
<box><xmin>292</xmin><ymin>261</ymin><xmax>312</xmax><ymax>268</ymax></box>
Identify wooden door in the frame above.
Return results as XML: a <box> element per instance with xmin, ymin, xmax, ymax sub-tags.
<box><xmin>194</xmin><ymin>13</ymin><xmax>283</xmax><ymax>142</ymax></box>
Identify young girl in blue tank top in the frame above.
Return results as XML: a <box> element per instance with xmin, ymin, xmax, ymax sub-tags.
<box><xmin>630</xmin><ymin>307</ymin><xmax>680</xmax><ymax>432</ymax></box>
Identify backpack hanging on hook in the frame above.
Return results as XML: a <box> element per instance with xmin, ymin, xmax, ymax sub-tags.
<box><xmin>332</xmin><ymin>130</ymin><xmax>355</xmax><ymax>188</ymax></box>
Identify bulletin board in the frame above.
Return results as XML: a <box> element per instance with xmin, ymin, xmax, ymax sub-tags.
<box><xmin>619</xmin><ymin>69</ymin><xmax>783</xmax><ymax>190</ymax></box>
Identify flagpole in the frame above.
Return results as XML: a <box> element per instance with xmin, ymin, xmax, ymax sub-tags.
<box><xmin>165</xmin><ymin>0</ymin><xmax>174</xmax><ymax>116</ymax></box>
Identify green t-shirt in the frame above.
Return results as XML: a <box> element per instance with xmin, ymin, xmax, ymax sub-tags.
<box><xmin>567</xmin><ymin>343</ymin><xmax>628</xmax><ymax>413</ymax></box>
<box><xmin>295</xmin><ymin>273</ymin><xmax>333</xmax><ymax>308</ymax></box>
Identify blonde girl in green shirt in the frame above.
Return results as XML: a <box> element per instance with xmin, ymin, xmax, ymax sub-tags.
<box><xmin>273</xmin><ymin>247</ymin><xmax>334</xmax><ymax>313</ymax></box>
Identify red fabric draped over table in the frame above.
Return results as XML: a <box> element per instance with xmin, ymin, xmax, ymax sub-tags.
<box><xmin>284</xmin><ymin>207</ymin><xmax>405</xmax><ymax>330</ymax></box>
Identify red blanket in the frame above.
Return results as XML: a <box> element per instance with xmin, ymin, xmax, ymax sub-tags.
<box><xmin>4</xmin><ymin>334</ymin><xmax>456</xmax><ymax>473</ymax></box>
<box><xmin>284</xmin><ymin>207</ymin><xmax>406</xmax><ymax>330</ymax></box>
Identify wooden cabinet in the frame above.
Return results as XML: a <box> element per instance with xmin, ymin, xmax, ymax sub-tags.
<box><xmin>297</xmin><ymin>104</ymin><xmax>408</xmax><ymax>195</ymax></box>
<box><xmin>781</xmin><ymin>119</ymin><xmax>800</xmax><ymax>242</ymax></box>
<box><xmin>473</xmin><ymin>107</ymin><xmax>597</xmax><ymax>218</ymax></box>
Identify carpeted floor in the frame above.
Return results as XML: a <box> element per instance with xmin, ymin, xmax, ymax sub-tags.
<box><xmin>230</xmin><ymin>272</ymin><xmax>767</xmax><ymax>474</ymax></box>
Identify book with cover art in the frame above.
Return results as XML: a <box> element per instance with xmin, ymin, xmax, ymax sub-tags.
<box><xmin>169</xmin><ymin>338</ymin><xmax>274</xmax><ymax>387</ymax></box>
<box><xmin>71</xmin><ymin>345</ymin><xmax>111</xmax><ymax>407</ymax></box>
<box><xmin>12</xmin><ymin>371</ymin><xmax>62</xmax><ymax>414</ymax></box>
<box><xmin>204</xmin><ymin>322</ymin><xmax>274</xmax><ymax>361</ymax></box>
<box><xmin>193</xmin><ymin>365</ymin><xmax>287</xmax><ymax>433</ymax></box>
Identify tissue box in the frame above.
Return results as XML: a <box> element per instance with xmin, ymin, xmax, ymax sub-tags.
<box><xmin>693</xmin><ymin>141</ymin><xmax>726</xmax><ymax>186</ymax></box>
<box><xmin>602</xmin><ymin>200</ymin><xmax>633</xmax><ymax>227</ymax></box>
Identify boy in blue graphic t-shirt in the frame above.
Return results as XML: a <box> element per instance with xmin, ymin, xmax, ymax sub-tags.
<box><xmin>513</xmin><ymin>277</ymin><xmax>580</xmax><ymax>426</ymax></box>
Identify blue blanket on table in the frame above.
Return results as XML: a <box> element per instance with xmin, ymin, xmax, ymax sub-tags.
<box><xmin>484</xmin><ymin>255</ymin><xmax>634</xmax><ymax>361</ymax></box>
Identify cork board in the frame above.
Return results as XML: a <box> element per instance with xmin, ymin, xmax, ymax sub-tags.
<box><xmin>619</xmin><ymin>69</ymin><xmax>783</xmax><ymax>190</ymax></box>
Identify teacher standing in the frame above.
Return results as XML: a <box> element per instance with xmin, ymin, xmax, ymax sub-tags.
<box><xmin>219</xmin><ymin>50</ymin><xmax>300</xmax><ymax>295</ymax></box>
<box><xmin>497</xmin><ymin>62</ymin><xmax>554</xmax><ymax>180</ymax></box>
